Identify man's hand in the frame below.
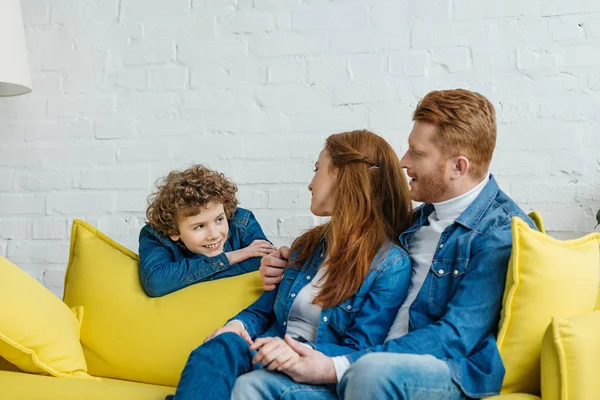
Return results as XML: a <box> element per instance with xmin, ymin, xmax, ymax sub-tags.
<box><xmin>226</xmin><ymin>240</ymin><xmax>277</xmax><ymax>265</ymax></box>
<box><xmin>278</xmin><ymin>334</ymin><xmax>337</xmax><ymax>384</ymax></box>
<box><xmin>260</xmin><ymin>246</ymin><xmax>290</xmax><ymax>291</ymax></box>
<box><xmin>250</xmin><ymin>336</ymin><xmax>299</xmax><ymax>371</ymax></box>
<box><xmin>203</xmin><ymin>321</ymin><xmax>253</xmax><ymax>346</ymax></box>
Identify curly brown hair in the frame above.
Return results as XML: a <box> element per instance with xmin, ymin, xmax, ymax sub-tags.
<box><xmin>146</xmin><ymin>165</ymin><xmax>239</xmax><ymax>237</ymax></box>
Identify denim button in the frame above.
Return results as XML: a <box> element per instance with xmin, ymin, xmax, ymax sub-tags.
<box><xmin>438</xmin><ymin>269</ymin><xmax>444</xmax><ymax>275</ymax></box>
<box><xmin>346</xmin><ymin>305</ymin><xmax>352</xmax><ymax>310</ymax></box>
<box><xmin>283</xmin><ymin>321</ymin><xmax>286</xmax><ymax>326</ymax></box>
<box><xmin>453</xmin><ymin>270</ymin><xmax>459</xmax><ymax>276</ymax></box>
<box><xmin>323</xmin><ymin>317</ymin><xmax>328</xmax><ymax>322</ymax></box>
<box><xmin>291</xmin><ymin>293</ymin><xmax>296</xmax><ymax>298</ymax></box>
<box><xmin>219</xmin><ymin>261</ymin><xmax>224</xmax><ymax>266</ymax></box>
<box><xmin>439</xmin><ymin>244</ymin><xmax>444</xmax><ymax>248</ymax></box>
<box><xmin>306</xmin><ymin>276</ymin><xmax>311</xmax><ymax>280</ymax></box>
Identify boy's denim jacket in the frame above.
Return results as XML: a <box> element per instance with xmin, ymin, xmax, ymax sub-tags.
<box><xmin>231</xmin><ymin>241</ymin><xmax>411</xmax><ymax>357</ymax></box>
<box><xmin>344</xmin><ymin>175</ymin><xmax>535</xmax><ymax>399</ymax></box>
<box><xmin>138</xmin><ymin>207</ymin><xmax>269</xmax><ymax>297</ymax></box>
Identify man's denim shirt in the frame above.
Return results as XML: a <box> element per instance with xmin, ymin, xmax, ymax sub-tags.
<box><xmin>138</xmin><ymin>207</ymin><xmax>269</xmax><ymax>297</ymax></box>
<box><xmin>344</xmin><ymin>175</ymin><xmax>535</xmax><ymax>399</ymax></box>
<box><xmin>231</xmin><ymin>241</ymin><xmax>411</xmax><ymax>357</ymax></box>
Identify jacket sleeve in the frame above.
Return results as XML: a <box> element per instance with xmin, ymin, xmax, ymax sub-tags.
<box><xmin>344</xmin><ymin>224</ymin><xmax>512</xmax><ymax>363</ymax></box>
<box><xmin>138</xmin><ymin>227</ymin><xmax>236</xmax><ymax>297</ymax></box>
<box><xmin>312</xmin><ymin>252</ymin><xmax>412</xmax><ymax>357</ymax></box>
<box><xmin>227</xmin><ymin>289</ymin><xmax>278</xmax><ymax>338</ymax></box>
<box><xmin>231</xmin><ymin>210</ymin><xmax>272</xmax><ymax>273</ymax></box>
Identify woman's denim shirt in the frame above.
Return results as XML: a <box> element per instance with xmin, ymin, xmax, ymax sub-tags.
<box><xmin>138</xmin><ymin>207</ymin><xmax>269</xmax><ymax>297</ymax></box>
<box><xmin>231</xmin><ymin>241</ymin><xmax>411</xmax><ymax>357</ymax></box>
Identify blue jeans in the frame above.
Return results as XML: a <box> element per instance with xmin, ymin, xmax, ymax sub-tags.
<box><xmin>232</xmin><ymin>353</ymin><xmax>468</xmax><ymax>400</ymax></box>
<box><xmin>172</xmin><ymin>332</ymin><xmax>258</xmax><ymax>400</ymax></box>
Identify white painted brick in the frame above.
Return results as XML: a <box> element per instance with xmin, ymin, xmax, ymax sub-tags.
<box><xmin>413</xmin><ymin>21</ymin><xmax>489</xmax><ymax>48</ymax></box>
<box><xmin>31</xmin><ymin>72</ymin><xmax>60</xmax><ymax>94</ymax></box>
<box><xmin>542</xmin><ymin>0</ymin><xmax>600</xmax><ymax>17</ymax></box>
<box><xmin>519</xmin><ymin>20</ymin><xmax>551</xmax><ymax>42</ymax></box>
<box><xmin>143</xmin><ymin>16</ymin><xmax>215</xmax><ymax>41</ymax></box>
<box><xmin>292</xmin><ymin>5</ymin><xmax>367</xmax><ymax>30</ymax></box>
<box><xmin>348</xmin><ymin>56</ymin><xmax>386</xmax><ymax>82</ymax></box>
<box><xmin>250</xmin><ymin>32</ymin><xmax>328</xmax><ymax>56</ymax></box>
<box><xmin>117</xmin><ymin>142</ymin><xmax>171</xmax><ymax>162</ymax></box>
<box><xmin>48</xmin><ymin>96</ymin><xmax>115</xmax><ymax>118</ymax></box>
<box><xmin>149</xmin><ymin>67</ymin><xmax>188</xmax><ymax>90</ymax></box>
<box><xmin>95</xmin><ymin>119</ymin><xmax>136</xmax><ymax>140</ymax></box>
<box><xmin>47</xmin><ymin>192</ymin><xmax>116</xmax><ymax>215</ymax></box>
<box><xmin>7</xmin><ymin>240</ymin><xmax>69</xmax><ymax>264</ymax></box>
<box><xmin>369</xmin><ymin>1</ymin><xmax>410</xmax><ymax>34</ymax></box>
<box><xmin>43</xmin><ymin>48</ymin><xmax>109</xmax><ymax>71</ymax></box>
<box><xmin>119</xmin><ymin>190</ymin><xmax>150</xmax><ymax>213</ymax></box>
<box><xmin>0</xmin><ymin>144</ymin><xmax>45</xmax><ymax>168</ymax></box>
<box><xmin>0</xmin><ymin>220</ymin><xmax>29</xmax><ymax>239</ymax></box>
<box><xmin>231</xmin><ymin>160</ymin><xmax>314</xmax><ymax>184</ymax></box>
<box><xmin>308</xmin><ymin>58</ymin><xmax>349</xmax><ymax>85</ymax></box>
<box><xmin>455</xmin><ymin>0</ymin><xmax>541</xmax><ymax>20</ymax></box>
<box><xmin>46</xmin><ymin>144</ymin><xmax>115</xmax><ymax>168</ymax></box>
<box><xmin>110</xmin><ymin>67</ymin><xmax>148</xmax><ymax>90</ymax></box>
<box><xmin>74</xmin><ymin>25</ymin><xmax>143</xmax><ymax>48</ymax></box>
<box><xmin>290</xmin><ymin>107</ymin><xmax>367</xmax><ymax>132</ymax></box>
<box><xmin>562</xmin><ymin>45</ymin><xmax>600</xmax><ymax>67</ymax></box>
<box><xmin>42</xmin><ymin>268</ymin><xmax>67</xmax><ymax>298</ymax></box>
<box><xmin>268</xmin><ymin>188</ymin><xmax>311</xmax><ymax>209</ymax></box>
<box><xmin>33</xmin><ymin>218</ymin><xmax>68</xmax><ymax>240</ymax></box>
<box><xmin>288</xmin><ymin>136</ymin><xmax>328</xmax><ymax>159</ymax></box>
<box><xmin>17</xmin><ymin>263</ymin><xmax>44</xmax><ymax>282</ymax></box>
<box><xmin>15</xmin><ymin>170</ymin><xmax>73</xmax><ymax>191</ymax></box>
<box><xmin>137</xmin><ymin>118</ymin><xmax>207</xmax><ymax>138</ymax></box>
<box><xmin>369</xmin><ymin>105</ymin><xmax>415</xmax><ymax>133</ymax></box>
<box><xmin>97</xmin><ymin>215</ymin><xmax>146</xmax><ymax>240</ymax></box>
<box><xmin>122</xmin><ymin>0</ymin><xmax>190</xmax><ymax>16</ymax></box>
<box><xmin>0</xmin><ymin>97</ymin><xmax>47</xmax><ymax>119</ymax></box>
<box><xmin>516</xmin><ymin>45</ymin><xmax>563</xmax><ymax>70</ymax></box>
<box><xmin>268</xmin><ymin>60</ymin><xmax>305</xmax><ymax>84</ymax></box>
<box><xmin>178</xmin><ymin>40</ymin><xmax>248</xmax><ymax>65</ymax></box>
<box><xmin>0</xmin><ymin>240</ymin><xmax>5</xmax><ymax>257</ymax></box>
<box><xmin>333</xmin><ymin>83</ymin><xmax>397</xmax><ymax>105</ymax></box>
<box><xmin>330</xmin><ymin>31</ymin><xmax>386</xmax><ymax>54</ymax></box>
<box><xmin>0</xmin><ymin>195</ymin><xmax>45</xmax><ymax>215</ymax></box>
<box><xmin>472</xmin><ymin>48</ymin><xmax>516</xmax><ymax>73</ymax></box>
<box><xmin>250</xmin><ymin>210</ymin><xmax>279</xmax><ymax>238</ymax></box>
<box><xmin>206</xmin><ymin>110</ymin><xmax>289</xmax><ymax>134</ymax></box>
<box><xmin>0</xmin><ymin>122</ymin><xmax>26</xmax><ymax>143</ymax></box>
<box><xmin>278</xmin><ymin>215</ymin><xmax>317</xmax><ymax>237</ymax></box>
<box><xmin>389</xmin><ymin>53</ymin><xmax>430</xmax><ymax>77</ymax></box>
<box><xmin>79</xmin><ymin>168</ymin><xmax>150</xmax><ymax>190</ymax></box>
<box><xmin>550</xmin><ymin>18</ymin><xmax>584</xmax><ymax>40</ymax></box>
<box><xmin>407</xmin><ymin>0</ymin><xmax>452</xmax><ymax>21</ymax></box>
<box><xmin>586</xmin><ymin>18</ymin><xmax>600</xmax><ymax>38</ymax></box>
<box><xmin>0</xmin><ymin>170</ymin><xmax>14</xmax><ymax>192</ymax></box>
<box><xmin>256</xmin><ymin>84</ymin><xmax>330</xmax><ymax>113</ymax></box>
<box><xmin>190</xmin><ymin>61</ymin><xmax>266</xmax><ymax>90</ymax></box>
<box><xmin>115</xmin><ymin>93</ymin><xmax>180</xmax><ymax>118</ymax></box>
<box><xmin>21</xmin><ymin>0</ymin><xmax>50</xmax><ymax>25</ymax></box>
<box><xmin>63</xmin><ymin>70</ymin><xmax>104</xmax><ymax>95</ymax></box>
<box><xmin>118</xmin><ymin>43</ymin><xmax>175</xmax><ymax>66</ymax></box>
<box><xmin>431</xmin><ymin>47</ymin><xmax>471</xmax><ymax>73</ymax></box>
<box><xmin>237</xmin><ymin>187</ymin><xmax>268</xmax><ymax>209</ymax></box>
<box><xmin>26</xmin><ymin>120</ymin><xmax>94</xmax><ymax>142</ymax></box>
<box><xmin>219</xmin><ymin>11</ymin><xmax>276</xmax><ymax>34</ymax></box>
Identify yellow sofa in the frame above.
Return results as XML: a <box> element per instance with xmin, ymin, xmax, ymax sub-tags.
<box><xmin>0</xmin><ymin>217</ymin><xmax>598</xmax><ymax>400</ymax></box>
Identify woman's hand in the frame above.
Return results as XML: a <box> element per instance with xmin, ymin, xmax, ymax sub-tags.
<box><xmin>260</xmin><ymin>246</ymin><xmax>290</xmax><ymax>291</ymax></box>
<box><xmin>251</xmin><ymin>336</ymin><xmax>300</xmax><ymax>371</ymax></box>
<box><xmin>204</xmin><ymin>320</ymin><xmax>253</xmax><ymax>346</ymax></box>
<box><xmin>226</xmin><ymin>240</ymin><xmax>277</xmax><ymax>265</ymax></box>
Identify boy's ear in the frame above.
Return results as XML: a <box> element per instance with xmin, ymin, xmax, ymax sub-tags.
<box><xmin>170</xmin><ymin>234</ymin><xmax>180</xmax><ymax>241</ymax></box>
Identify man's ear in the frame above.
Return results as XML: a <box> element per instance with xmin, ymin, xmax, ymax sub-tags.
<box><xmin>450</xmin><ymin>156</ymin><xmax>470</xmax><ymax>179</ymax></box>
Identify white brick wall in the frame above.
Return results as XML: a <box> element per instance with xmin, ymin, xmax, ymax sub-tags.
<box><xmin>1</xmin><ymin>0</ymin><xmax>600</xmax><ymax>297</ymax></box>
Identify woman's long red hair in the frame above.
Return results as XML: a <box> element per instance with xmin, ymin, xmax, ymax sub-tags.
<box><xmin>290</xmin><ymin>130</ymin><xmax>412</xmax><ymax>308</ymax></box>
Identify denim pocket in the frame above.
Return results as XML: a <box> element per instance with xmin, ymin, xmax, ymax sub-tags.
<box><xmin>328</xmin><ymin>295</ymin><xmax>365</xmax><ymax>336</ymax></box>
<box><xmin>427</xmin><ymin>260</ymin><xmax>467</xmax><ymax>314</ymax></box>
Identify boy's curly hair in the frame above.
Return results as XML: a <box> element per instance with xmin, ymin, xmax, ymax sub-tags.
<box><xmin>146</xmin><ymin>165</ymin><xmax>239</xmax><ymax>237</ymax></box>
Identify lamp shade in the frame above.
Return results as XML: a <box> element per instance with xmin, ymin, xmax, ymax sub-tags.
<box><xmin>0</xmin><ymin>0</ymin><xmax>32</xmax><ymax>96</ymax></box>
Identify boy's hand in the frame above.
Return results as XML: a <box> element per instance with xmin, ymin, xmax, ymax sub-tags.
<box><xmin>204</xmin><ymin>320</ymin><xmax>253</xmax><ymax>346</ymax></box>
<box><xmin>260</xmin><ymin>246</ymin><xmax>290</xmax><ymax>291</ymax></box>
<box><xmin>251</xmin><ymin>336</ymin><xmax>300</xmax><ymax>371</ymax></box>
<box><xmin>226</xmin><ymin>240</ymin><xmax>277</xmax><ymax>265</ymax></box>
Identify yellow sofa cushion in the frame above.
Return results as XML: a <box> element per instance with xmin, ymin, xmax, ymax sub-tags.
<box><xmin>62</xmin><ymin>219</ymin><xmax>264</xmax><ymax>387</ymax></box>
<box><xmin>0</xmin><ymin>257</ymin><xmax>90</xmax><ymax>379</ymax></box>
<box><xmin>497</xmin><ymin>217</ymin><xmax>600</xmax><ymax>395</ymax></box>
<box><xmin>0</xmin><ymin>370</ymin><xmax>173</xmax><ymax>400</ymax></box>
<box><xmin>541</xmin><ymin>311</ymin><xmax>600</xmax><ymax>400</ymax></box>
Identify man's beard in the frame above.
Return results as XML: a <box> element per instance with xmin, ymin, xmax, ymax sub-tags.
<box><xmin>411</xmin><ymin>162</ymin><xmax>449</xmax><ymax>203</ymax></box>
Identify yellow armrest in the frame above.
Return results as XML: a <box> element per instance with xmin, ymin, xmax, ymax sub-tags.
<box><xmin>541</xmin><ymin>311</ymin><xmax>600</xmax><ymax>400</ymax></box>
